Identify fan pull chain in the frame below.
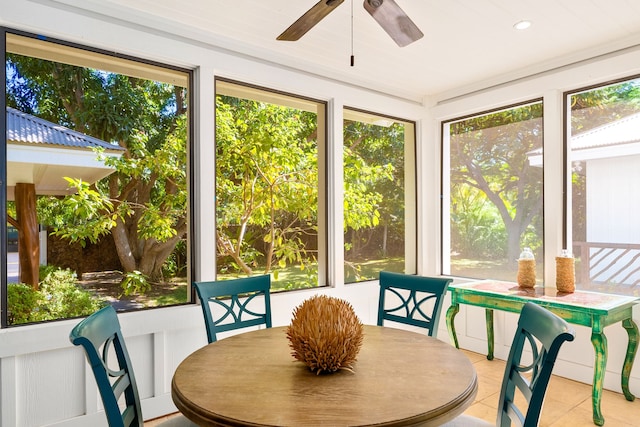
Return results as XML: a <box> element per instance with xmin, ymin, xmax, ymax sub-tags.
<box><xmin>350</xmin><ymin>0</ymin><xmax>355</xmax><ymax>66</ymax></box>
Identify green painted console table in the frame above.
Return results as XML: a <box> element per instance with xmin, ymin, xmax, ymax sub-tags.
<box><xmin>446</xmin><ymin>280</ymin><xmax>639</xmax><ymax>426</ymax></box>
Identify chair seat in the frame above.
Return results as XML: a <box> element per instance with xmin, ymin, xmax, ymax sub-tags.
<box><xmin>441</xmin><ymin>414</ymin><xmax>494</xmax><ymax>426</ymax></box>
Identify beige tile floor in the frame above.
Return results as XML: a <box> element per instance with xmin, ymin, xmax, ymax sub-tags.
<box><xmin>146</xmin><ymin>349</ymin><xmax>640</xmax><ymax>426</ymax></box>
<box><xmin>460</xmin><ymin>350</ymin><xmax>640</xmax><ymax>427</ymax></box>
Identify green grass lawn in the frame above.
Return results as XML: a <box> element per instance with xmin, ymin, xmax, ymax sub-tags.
<box><xmin>218</xmin><ymin>257</ymin><xmax>405</xmax><ymax>291</ymax></box>
<box><xmin>142</xmin><ymin>258</ymin><xmax>404</xmax><ymax>307</ymax></box>
<box><xmin>140</xmin><ymin>257</ymin><xmax>542</xmax><ymax>307</ymax></box>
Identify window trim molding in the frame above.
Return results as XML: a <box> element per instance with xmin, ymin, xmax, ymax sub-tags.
<box><xmin>214</xmin><ymin>77</ymin><xmax>329</xmax><ymax>288</ymax></box>
<box><xmin>440</xmin><ymin>97</ymin><xmax>544</xmax><ymax>280</ymax></box>
<box><xmin>343</xmin><ymin>106</ymin><xmax>418</xmax><ymax>278</ymax></box>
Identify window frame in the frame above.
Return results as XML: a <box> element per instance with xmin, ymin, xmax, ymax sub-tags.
<box><xmin>214</xmin><ymin>77</ymin><xmax>328</xmax><ymax>289</ymax></box>
<box><xmin>2</xmin><ymin>27</ymin><xmax>196</xmax><ymax>328</ymax></box>
<box><xmin>342</xmin><ymin>106</ymin><xmax>418</xmax><ymax>281</ymax></box>
<box><xmin>441</xmin><ymin>98</ymin><xmax>545</xmax><ymax>281</ymax></box>
<box><xmin>563</xmin><ymin>74</ymin><xmax>640</xmax><ymax>294</ymax></box>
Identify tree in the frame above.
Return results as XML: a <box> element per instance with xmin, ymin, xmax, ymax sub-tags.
<box><xmin>343</xmin><ymin>120</ymin><xmax>399</xmax><ymax>261</ymax></box>
<box><xmin>449</xmin><ymin>104</ymin><xmax>544</xmax><ymax>262</ymax></box>
<box><xmin>214</xmin><ymin>96</ymin><xmax>397</xmax><ymax>282</ymax></box>
<box><xmin>570</xmin><ymin>81</ymin><xmax>640</xmax><ymax>133</ymax></box>
<box><xmin>215</xmin><ymin>96</ymin><xmax>318</xmax><ymax>276</ymax></box>
<box><xmin>6</xmin><ymin>53</ymin><xmax>188</xmax><ymax>281</ymax></box>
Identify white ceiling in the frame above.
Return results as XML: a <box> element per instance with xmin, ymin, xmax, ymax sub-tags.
<box><xmin>49</xmin><ymin>0</ymin><xmax>640</xmax><ymax>102</ymax></box>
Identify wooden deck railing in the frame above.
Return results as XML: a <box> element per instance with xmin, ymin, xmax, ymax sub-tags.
<box><xmin>572</xmin><ymin>241</ymin><xmax>640</xmax><ymax>288</ymax></box>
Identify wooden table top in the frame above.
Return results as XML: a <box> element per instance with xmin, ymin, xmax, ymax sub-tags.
<box><xmin>171</xmin><ymin>325</ymin><xmax>477</xmax><ymax>427</ymax></box>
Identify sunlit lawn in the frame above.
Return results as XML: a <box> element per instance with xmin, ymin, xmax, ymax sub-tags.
<box><xmin>451</xmin><ymin>258</ymin><xmax>519</xmax><ymax>282</ymax></box>
<box><xmin>219</xmin><ymin>257</ymin><xmax>405</xmax><ymax>292</ymax></box>
<box><xmin>143</xmin><ymin>257</ymin><xmax>541</xmax><ymax>307</ymax></box>
<box><xmin>140</xmin><ymin>257</ymin><xmax>407</xmax><ymax>306</ymax></box>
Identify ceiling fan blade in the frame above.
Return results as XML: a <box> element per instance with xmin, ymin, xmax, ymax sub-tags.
<box><xmin>363</xmin><ymin>0</ymin><xmax>423</xmax><ymax>47</ymax></box>
<box><xmin>277</xmin><ymin>0</ymin><xmax>345</xmax><ymax>41</ymax></box>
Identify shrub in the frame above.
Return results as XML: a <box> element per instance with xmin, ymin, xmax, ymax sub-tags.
<box><xmin>38</xmin><ymin>268</ymin><xmax>105</xmax><ymax>321</ymax></box>
<box><xmin>7</xmin><ymin>283</ymin><xmax>44</xmax><ymax>324</ymax></box>
<box><xmin>7</xmin><ymin>267</ymin><xmax>105</xmax><ymax>325</ymax></box>
<box><xmin>120</xmin><ymin>270</ymin><xmax>151</xmax><ymax>296</ymax></box>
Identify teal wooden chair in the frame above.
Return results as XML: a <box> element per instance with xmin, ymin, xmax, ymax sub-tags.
<box><xmin>377</xmin><ymin>271</ymin><xmax>452</xmax><ymax>336</ymax></box>
<box><xmin>69</xmin><ymin>306</ymin><xmax>194</xmax><ymax>427</ymax></box>
<box><xmin>194</xmin><ymin>274</ymin><xmax>272</xmax><ymax>343</ymax></box>
<box><xmin>443</xmin><ymin>302</ymin><xmax>575</xmax><ymax>427</ymax></box>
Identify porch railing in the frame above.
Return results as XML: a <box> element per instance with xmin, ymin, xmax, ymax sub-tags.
<box><xmin>572</xmin><ymin>241</ymin><xmax>640</xmax><ymax>289</ymax></box>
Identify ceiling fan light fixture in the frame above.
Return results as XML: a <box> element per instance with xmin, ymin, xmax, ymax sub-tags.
<box><xmin>513</xmin><ymin>20</ymin><xmax>532</xmax><ymax>30</ymax></box>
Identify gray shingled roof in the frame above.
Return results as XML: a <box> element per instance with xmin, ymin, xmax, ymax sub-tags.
<box><xmin>6</xmin><ymin>106</ymin><xmax>124</xmax><ymax>152</ymax></box>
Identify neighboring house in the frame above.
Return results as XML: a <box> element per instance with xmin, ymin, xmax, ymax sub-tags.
<box><xmin>529</xmin><ymin>113</ymin><xmax>640</xmax><ymax>288</ymax></box>
<box><xmin>6</xmin><ymin>106</ymin><xmax>124</xmax><ymax>198</ymax></box>
<box><xmin>5</xmin><ymin>106</ymin><xmax>124</xmax><ymax>285</ymax></box>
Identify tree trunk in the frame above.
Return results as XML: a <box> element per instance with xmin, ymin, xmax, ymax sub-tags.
<box><xmin>216</xmin><ymin>232</ymin><xmax>253</xmax><ymax>275</ymax></box>
<box><xmin>139</xmin><ymin>233</ymin><xmax>184</xmax><ymax>280</ymax></box>
<box><xmin>506</xmin><ymin>226</ymin><xmax>522</xmax><ymax>266</ymax></box>
<box><xmin>111</xmin><ymin>218</ymin><xmax>137</xmax><ymax>273</ymax></box>
<box><xmin>15</xmin><ymin>183</ymin><xmax>40</xmax><ymax>289</ymax></box>
<box><xmin>382</xmin><ymin>224</ymin><xmax>388</xmax><ymax>257</ymax></box>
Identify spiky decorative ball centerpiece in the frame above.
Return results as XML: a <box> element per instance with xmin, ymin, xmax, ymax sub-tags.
<box><xmin>286</xmin><ymin>295</ymin><xmax>364</xmax><ymax>375</ymax></box>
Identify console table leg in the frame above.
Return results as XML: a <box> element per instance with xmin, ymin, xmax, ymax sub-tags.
<box><xmin>485</xmin><ymin>309</ymin><xmax>494</xmax><ymax>361</ymax></box>
<box><xmin>622</xmin><ymin>318</ymin><xmax>639</xmax><ymax>401</ymax></box>
<box><xmin>590</xmin><ymin>330</ymin><xmax>607</xmax><ymax>426</ymax></box>
<box><xmin>446</xmin><ymin>304</ymin><xmax>460</xmax><ymax>348</ymax></box>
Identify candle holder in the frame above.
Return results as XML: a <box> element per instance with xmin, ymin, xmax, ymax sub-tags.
<box><xmin>517</xmin><ymin>259</ymin><xmax>536</xmax><ymax>288</ymax></box>
<box><xmin>556</xmin><ymin>252</ymin><xmax>575</xmax><ymax>293</ymax></box>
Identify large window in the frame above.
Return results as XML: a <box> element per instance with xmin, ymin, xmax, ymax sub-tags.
<box><xmin>214</xmin><ymin>80</ymin><xmax>325</xmax><ymax>291</ymax></box>
<box><xmin>442</xmin><ymin>101</ymin><xmax>544</xmax><ymax>282</ymax></box>
<box><xmin>567</xmin><ymin>77</ymin><xmax>640</xmax><ymax>295</ymax></box>
<box><xmin>343</xmin><ymin>109</ymin><xmax>416</xmax><ymax>283</ymax></box>
<box><xmin>3</xmin><ymin>32</ymin><xmax>191</xmax><ymax>326</ymax></box>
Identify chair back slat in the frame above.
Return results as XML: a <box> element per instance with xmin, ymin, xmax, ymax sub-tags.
<box><xmin>194</xmin><ymin>275</ymin><xmax>272</xmax><ymax>343</ymax></box>
<box><xmin>113</xmin><ymin>375</ymin><xmax>131</xmax><ymax>401</ymax></box>
<box><xmin>377</xmin><ymin>271</ymin><xmax>452</xmax><ymax>336</ymax></box>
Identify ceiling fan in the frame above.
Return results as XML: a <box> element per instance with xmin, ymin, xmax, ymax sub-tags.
<box><xmin>277</xmin><ymin>0</ymin><xmax>423</xmax><ymax>47</ymax></box>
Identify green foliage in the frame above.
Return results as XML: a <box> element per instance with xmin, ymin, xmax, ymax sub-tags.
<box><xmin>570</xmin><ymin>80</ymin><xmax>640</xmax><ymax>134</ymax></box>
<box><xmin>120</xmin><ymin>270</ymin><xmax>151</xmax><ymax>296</ymax></box>
<box><xmin>449</xmin><ymin>102</ymin><xmax>544</xmax><ymax>262</ymax></box>
<box><xmin>39</xmin><ymin>264</ymin><xmax>60</xmax><ymax>280</ymax></box>
<box><xmin>343</xmin><ymin>119</ymin><xmax>405</xmax><ymax>262</ymax></box>
<box><xmin>39</xmin><ymin>178</ymin><xmax>117</xmax><ymax>247</ymax></box>
<box><xmin>162</xmin><ymin>239</ymin><xmax>188</xmax><ymax>277</ymax></box>
<box><xmin>38</xmin><ymin>268</ymin><xmax>106</xmax><ymax>320</ymax></box>
<box><xmin>7</xmin><ymin>268</ymin><xmax>105</xmax><ymax>325</ymax></box>
<box><xmin>450</xmin><ymin>186</ymin><xmax>507</xmax><ymax>258</ymax></box>
<box><xmin>7</xmin><ymin>284</ymin><xmax>43</xmax><ymax>325</ymax></box>
<box><xmin>7</xmin><ymin>52</ymin><xmax>189</xmax><ymax>281</ymax></box>
<box><xmin>215</xmin><ymin>95</ymin><xmax>319</xmax><ymax>277</ymax></box>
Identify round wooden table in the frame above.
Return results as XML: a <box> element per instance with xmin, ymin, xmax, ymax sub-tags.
<box><xmin>171</xmin><ymin>325</ymin><xmax>477</xmax><ymax>427</ymax></box>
